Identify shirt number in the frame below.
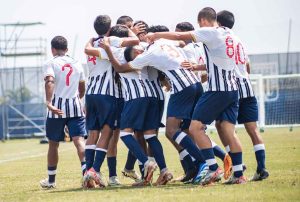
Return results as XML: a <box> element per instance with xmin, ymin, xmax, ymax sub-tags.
<box><xmin>225</xmin><ymin>36</ymin><xmax>246</xmax><ymax>65</ymax></box>
<box><xmin>62</xmin><ymin>64</ymin><xmax>73</xmax><ymax>86</ymax></box>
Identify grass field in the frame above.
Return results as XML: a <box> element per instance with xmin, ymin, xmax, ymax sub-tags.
<box><xmin>0</xmin><ymin>127</ymin><xmax>300</xmax><ymax>202</ymax></box>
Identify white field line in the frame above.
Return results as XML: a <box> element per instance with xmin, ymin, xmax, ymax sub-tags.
<box><xmin>0</xmin><ymin>148</ymin><xmax>73</xmax><ymax>164</ymax></box>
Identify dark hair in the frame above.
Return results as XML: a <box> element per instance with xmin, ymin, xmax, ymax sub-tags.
<box><xmin>124</xmin><ymin>46</ymin><xmax>134</xmax><ymax>62</ymax></box>
<box><xmin>51</xmin><ymin>36</ymin><xmax>67</xmax><ymax>50</ymax></box>
<box><xmin>109</xmin><ymin>25</ymin><xmax>129</xmax><ymax>38</ymax></box>
<box><xmin>197</xmin><ymin>7</ymin><xmax>216</xmax><ymax>22</ymax></box>
<box><xmin>94</xmin><ymin>15</ymin><xmax>111</xmax><ymax>36</ymax></box>
<box><xmin>217</xmin><ymin>10</ymin><xmax>235</xmax><ymax>29</ymax></box>
<box><xmin>147</xmin><ymin>25</ymin><xmax>169</xmax><ymax>33</ymax></box>
<box><xmin>133</xmin><ymin>20</ymin><xmax>149</xmax><ymax>33</ymax></box>
<box><xmin>176</xmin><ymin>22</ymin><xmax>195</xmax><ymax>31</ymax></box>
<box><xmin>116</xmin><ymin>15</ymin><xmax>133</xmax><ymax>25</ymax></box>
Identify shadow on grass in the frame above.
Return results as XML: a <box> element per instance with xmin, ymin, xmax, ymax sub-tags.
<box><xmin>49</xmin><ymin>182</ymin><xmax>210</xmax><ymax>193</ymax></box>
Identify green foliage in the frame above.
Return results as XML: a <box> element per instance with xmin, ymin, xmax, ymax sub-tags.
<box><xmin>6</xmin><ymin>87</ymin><xmax>33</xmax><ymax>103</ymax></box>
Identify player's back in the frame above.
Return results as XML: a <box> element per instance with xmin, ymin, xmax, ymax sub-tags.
<box><xmin>44</xmin><ymin>55</ymin><xmax>85</xmax><ymax>118</ymax></box>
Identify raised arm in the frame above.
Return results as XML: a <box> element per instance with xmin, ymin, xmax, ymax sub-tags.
<box><xmin>146</xmin><ymin>32</ymin><xmax>193</xmax><ymax>43</ymax></box>
<box><xmin>84</xmin><ymin>38</ymin><xmax>100</xmax><ymax>57</ymax></box>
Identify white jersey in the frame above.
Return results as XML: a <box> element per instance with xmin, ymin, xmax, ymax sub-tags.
<box><xmin>183</xmin><ymin>42</ymin><xmax>206</xmax><ymax>82</ymax></box>
<box><xmin>86</xmin><ymin>36</ymin><xmax>124</xmax><ymax>98</ymax></box>
<box><xmin>147</xmin><ymin>66</ymin><xmax>164</xmax><ymax>100</ymax></box>
<box><xmin>99</xmin><ymin>46</ymin><xmax>157</xmax><ymax>101</ymax></box>
<box><xmin>190</xmin><ymin>27</ymin><xmax>239</xmax><ymax>92</ymax></box>
<box><xmin>233</xmin><ymin>40</ymin><xmax>255</xmax><ymax>98</ymax></box>
<box><xmin>129</xmin><ymin>39</ymin><xmax>199</xmax><ymax>94</ymax></box>
<box><xmin>43</xmin><ymin>55</ymin><xmax>85</xmax><ymax>118</ymax></box>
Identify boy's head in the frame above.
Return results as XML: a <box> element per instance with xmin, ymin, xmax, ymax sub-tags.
<box><xmin>94</xmin><ymin>15</ymin><xmax>111</xmax><ymax>36</ymax></box>
<box><xmin>116</xmin><ymin>15</ymin><xmax>134</xmax><ymax>28</ymax></box>
<box><xmin>197</xmin><ymin>7</ymin><xmax>216</xmax><ymax>27</ymax></box>
<box><xmin>133</xmin><ymin>20</ymin><xmax>149</xmax><ymax>41</ymax></box>
<box><xmin>147</xmin><ymin>25</ymin><xmax>169</xmax><ymax>33</ymax></box>
<box><xmin>124</xmin><ymin>45</ymin><xmax>145</xmax><ymax>62</ymax></box>
<box><xmin>217</xmin><ymin>10</ymin><xmax>235</xmax><ymax>29</ymax></box>
<box><xmin>51</xmin><ymin>36</ymin><xmax>68</xmax><ymax>56</ymax></box>
<box><xmin>109</xmin><ymin>25</ymin><xmax>129</xmax><ymax>38</ymax></box>
<box><xmin>175</xmin><ymin>22</ymin><xmax>194</xmax><ymax>32</ymax></box>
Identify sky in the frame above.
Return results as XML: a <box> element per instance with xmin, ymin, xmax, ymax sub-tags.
<box><xmin>0</xmin><ymin>0</ymin><xmax>299</xmax><ymax>66</ymax></box>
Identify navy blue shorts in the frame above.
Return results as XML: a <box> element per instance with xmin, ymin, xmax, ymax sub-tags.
<box><xmin>85</xmin><ymin>94</ymin><xmax>117</xmax><ymax>130</ymax></box>
<box><xmin>46</xmin><ymin>117</ymin><xmax>85</xmax><ymax>142</ymax></box>
<box><xmin>158</xmin><ymin>99</ymin><xmax>165</xmax><ymax>128</ymax></box>
<box><xmin>114</xmin><ymin>98</ymin><xmax>125</xmax><ymax>129</ymax></box>
<box><xmin>192</xmin><ymin>91</ymin><xmax>239</xmax><ymax>125</ymax></box>
<box><xmin>237</xmin><ymin>96</ymin><xmax>258</xmax><ymax>124</ymax></box>
<box><xmin>121</xmin><ymin>97</ymin><xmax>160</xmax><ymax>131</ymax></box>
<box><xmin>167</xmin><ymin>82</ymin><xmax>203</xmax><ymax>120</ymax></box>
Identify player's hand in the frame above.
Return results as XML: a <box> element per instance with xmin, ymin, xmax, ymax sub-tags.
<box><xmin>98</xmin><ymin>38</ymin><xmax>110</xmax><ymax>51</ymax></box>
<box><xmin>46</xmin><ymin>103</ymin><xmax>64</xmax><ymax>116</ymax></box>
<box><xmin>181</xmin><ymin>61</ymin><xmax>194</xmax><ymax>70</ymax></box>
<box><xmin>131</xmin><ymin>23</ymin><xmax>146</xmax><ymax>35</ymax></box>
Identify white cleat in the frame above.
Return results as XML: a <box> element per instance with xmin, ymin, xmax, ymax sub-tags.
<box><xmin>40</xmin><ymin>178</ymin><xmax>56</xmax><ymax>189</ymax></box>
<box><xmin>122</xmin><ymin>169</ymin><xmax>141</xmax><ymax>182</ymax></box>
<box><xmin>108</xmin><ymin>176</ymin><xmax>122</xmax><ymax>187</ymax></box>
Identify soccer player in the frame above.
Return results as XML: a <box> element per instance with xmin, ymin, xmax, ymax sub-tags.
<box><xmin>99</xmin><ymin>31</ymin><xmax>209</xmax><ymax>185</ymax></box>
<box><xmin>83</xmin><ymin>15</ymin><xmax>140</xmax><ymax>188</ymax></box>
<box><xmin>216</xmin><ymin>10</ymin><xmax>269</xmax><ymax>181</ymax></box>
<box><xmin>40</xmin><ymin>36</ymin><xmax>86</xmax><ymax>188</ymax></box>
<box><xmin>145</xmin><ymin>7</ymin><xmax>246</xmax><ymax>185</ymax></box>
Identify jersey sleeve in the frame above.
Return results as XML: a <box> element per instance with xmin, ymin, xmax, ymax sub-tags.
<box><xmin>128</xmin><ymin>51</ymin><xmax>154</xmax><ymax>70</ymax></box>
<box><xmin>108</xmin><ymin>36</ymin><xmax>123</xmax><ymax>48</ymax></box>
<box><xmin>190</xmin><ymin>27</ymin><xmax>215</xmax><ymax>44</ymax></box>
<box><xmin>79</xmin><ymin>65</ymin><xmax>86</xmax><ymax>81</ymax></box>
<box><xmin>43</xmin><ymin>62</ymin><xmax>55</xmax><ymax>79</ymax></box>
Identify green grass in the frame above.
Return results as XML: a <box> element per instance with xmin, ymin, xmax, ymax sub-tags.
<box><xmin>0</xmin><ymin>127</ymin><xmax>300</xmax><ymax>202</ymax></box>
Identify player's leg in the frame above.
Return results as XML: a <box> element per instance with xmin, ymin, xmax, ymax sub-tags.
<box><xmin>40</xmin><ymin>118</ymin><xmax>65</xmax><ymax>188</ymax></box>
<box><xmin>107</xmin><ymin>129</ymin><xmax>121</xmax><ymax>186</ymax></box>
<box><xmin>67</xmin><ymin>117</ymin><xmax>87</xmax><ymax>176</ymax></box>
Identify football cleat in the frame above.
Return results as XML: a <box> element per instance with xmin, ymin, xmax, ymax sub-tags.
<box><xmin>200</xmin><ymin>167</ymin><xmax>224</xmax><ymax>185</ymax></box>
<box><xmin>224</xmin><ymin>175</ymin><xmax>247</xmax><ymax>184</ymax></box>
<box><xmin>40</xmin><ymin>178</ymin><xmax>56</xmax><ymax>189</ymax></box>
<box><xmin>223</xmin><ymin>154</ymin><xmax>232</xmax><ymax>180</ymax></box>
<box><xmin>122</xmin><ymin>169</ymin><xmax>141</xmax><ymax>182</ymax></box>
<box><xmin>250</xmin><ymin>169</ymin><xmax>269</xmax><ymax>181</ymax></box>
<box><xmin>144</xmin><ymin>160</ymin><xmax>158</xmax><ymax>183</ymax></box>
<box><xmin>181</xmin><ymin>167</ymin><xmax>197</xmax><ymax>183</ymax></box>
<box><xmin>193</xmin><ymin>163</ymin><xmax>209</xmax><ymax>184</ymax></box>
<box><xmin>86</xmin><ymin>168</ymin><xmax>106</xmax><ymax>188</ymax></box>
<box><xmin>108</xmin><ymin>176</ymin><xmax>122</xmax><ymax>187</ymax></box>
<box><xmin>153</xmin><ymin>169</ymin><xmax>173</xmax><ymax>186</ymax></box>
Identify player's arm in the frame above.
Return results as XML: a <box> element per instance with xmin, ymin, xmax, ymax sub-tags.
<box><xmin>119</xmin><ymin>28</ymin><xmax>140</xmax><ymax>47</ymax></box>
<box><xmin>181</xmin><ymin>61</ymin><xmax>206</xmax><ymax>71</ymax></box>
<box><xmin>146</xmin><ymin>32</ymin><xmax>193</xmax><ymax>43</ymax></box>
<box><xmin>78</xmin><ymin>81</ymin><xmax>85</xmax><ymax>99</ymax></box>
<box><xmin>99</xmin><ymin>41</ymin><xmax>135</xmax><ymax>73</ymax></box>
<box><xmin>44</xmin><ymin>76</ymin><xmax>63</xmax><ymax>115</ymax></box>
<box><xmin>246</xmin><ymin>62</ymin><xmax>250</xmax><ymax>74</ymax></box>
<box><xmin>84</xmin><ymin>38</ymin><xmax>100</xmax><ymax>57</ymax></box>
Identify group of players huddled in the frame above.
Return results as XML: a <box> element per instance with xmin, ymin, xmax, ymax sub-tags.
<box><xmin>40</xmin><ymin>7</ymin><xmax>269</xmax><ymax>189</ymax></box>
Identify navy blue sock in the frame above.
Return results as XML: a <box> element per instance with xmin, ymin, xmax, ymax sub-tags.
<box><xmin>173</xmin><ymin>131</ymin><xmax>205</xmax><ymax>164</ymax></box>
<box><xmin>120</xmin><ymin>133</ymin><xmax>148</xmax><ymax>165</ymax></box>
<box><xmin>125</xmin><ymin>151</ymin><xmax>137</xmax><ymax>170</ymax></box>
<box><xmin>213</xmin><ymin>145</ymin><xmax>226</xmax><ymax>161</ymax></box>
<box><xmin>81</xmin><ymin>161</ymin><xmax>86</xmax><ymax>175</ymax></box>
<box><xmin>107</xmin><ymin>157</ymin><xmax>117</xmax><ymax>177</ymax></box>
<box><xmin>138</xmin><ymin>161</ymin><xmax>144</xmax><ymax>179</ymax></box>
<box><xmin>179</xmin><ymin>149</ymin><xmax>195</xmax><ymax>173</ymax></box>
<box><xmin>92</xmin><ymin>148</ymin><xmax>107</xmax><ymax>173</ymax></box>
<box><xmin>254</xmin><ymin>144</ymin><xmax>266</xmax><ymax>172</ymax></box>
<box><xmin>85</xmin><ymin>145</ymin><xmax>96</xmax><ymax>170</ymax></box>
<box><xmin>201</xmin><ymin>148</ymin><xmax>218</xmax><ymax>171</ymax></box>
<box><xmin>231</xmin><ymin>152</ymin><xmax>243</xmax><ymax>178</ymax></box>
<box><xmin>145</xmin><ymin>135</ymin><xmax>166</xmax><ymax>171</ymax></box>
<box><xmin>48</xmin><ymin>166</ymin><xmax>57</xmax><ymax>183</ymax></box>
